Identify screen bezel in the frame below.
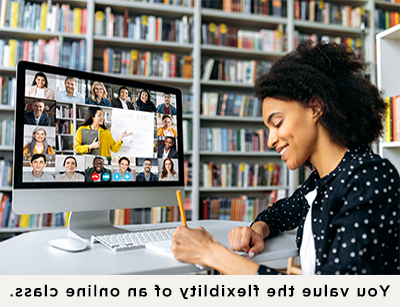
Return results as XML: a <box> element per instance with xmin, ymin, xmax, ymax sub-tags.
<box><xmin>14</xmin><ymin>60</ymin><xmax>185</xmax><ymax>190</ymax></box>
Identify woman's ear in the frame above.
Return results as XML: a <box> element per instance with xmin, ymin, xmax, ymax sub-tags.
<box><xmin>308</xmin><ymin>97</ymin><xmax>324</xmax><ymax>121</ymax></box>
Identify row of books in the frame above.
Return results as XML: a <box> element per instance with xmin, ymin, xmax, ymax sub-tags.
<box><xmin>55</xmin><ymin>120</ymin><xmax>73</xmax><ymax>135</ymax></box>
<box><xmin>182</xmin><ymin>92</ymin><xmax>193</xmax><ymax>114</ymax></box>
<box><xmin>294</xmin><ymin>1</ymin><xmax>367</xmax><ymax>28</ymax></box>
<box><xmin>0</xmin><ymin>118</ymin><xmax>14</xmax><ymax>146</ymax></box>
<box><xmin>103</xmin><ymin>48</ymin><xmax>193</xmax><ymax>79</ymax></box>
<box><xmin>201</xmin><ymin>161</ymin><xmax>282</xmax><ymax>188</ymax></box>
<box><xmin>201</xmin><ymin>0</ymin><xmax>287</xmax><ymax>17</ymax></box>
<box><xmin>200</xmin><ymin>127</ymin><xmax>270</xmax><ymax>153</ymax></box>
<box><xmin>112</xmin><ymin>200</ymin><xmax>192</xmax><ymax>226</ymax></box>
<box><xmin>95</xmin><ymin>9</ymin><xmax>193</xmax><ymax>45</ymax></box>
<box><xmin>200</xmin><ymin>191</ymin><xmax>286</xmax><ymax>221</ymax></box>
<box><xmin>0</xmin><ymin>1</ymin><xmax>87</xmax><ymax>34</ymax></box>
<box><xmin>0</xmin><ymin>76</ymin><xmax>16</xmax><ymax>107</ymax></box>
<box><xmin>183</xmin><ymin>161</ymin><xmax>192</xmax><ymax>187</ymax></box>
<box><xmin>56</xmin><ymin>105</ymin><xmax>74</xmax><ymax>119</ymax></box>
<box><xmin>202</xmin><ymin>23</ymin><xmax>285</xmax><ymax>52</ymax></box>
<box><xmin>375</xmin><ymin>8</ymin><xmax>400</xmax><ymax>30</ymax></box>
<box><xmin>202</xmin><ymin>58</ymin><xmax>271</xmax><ymax>84</ymax></box>
<box><xmin>201</xmin><ymin>92</ymin><xmax>262</xmax><ymax>117</ymax></box>
<box><xmin>0</xmin><ymin>38</ymin><xmax>86</xmax><ymax>70</ymax></box>
<box><xmin>294</xmin><ymin>31</ymin><xmax>362</xmax><ymax>55</ymax></box>
<box><xmin>55</xmin><ymin>135</ymin><xmax>74</xmax><ymax>151</ymax></box>
<box><xmin>0</xmin><ymin>160</ymin><xmax>12</xmax><ymax>187</ymax></box>
<box><xmin>182</xmin><ymin>119</ymin><xmax>193</xmax><ymax>152</ymax></box>
<box><xmin>0</xmin><ymin>199</ymin><xmax>68</xmax><ymax>230</ymax></box>
<box><xmin>385</xmin><ymin>95</ymin><xmax>400</xmax><ymax>143</ymax></box>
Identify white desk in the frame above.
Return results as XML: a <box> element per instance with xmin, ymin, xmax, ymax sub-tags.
<box><xmin>0</xmin><ymin>220</ymin><xmax>297</xmax><ymax>275</ymax></box>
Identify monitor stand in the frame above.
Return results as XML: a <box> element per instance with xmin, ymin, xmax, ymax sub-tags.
<box><xmin>68</xmin><ymin>210</ymin><xmax>129</xmax><ymax>240</ymax></box>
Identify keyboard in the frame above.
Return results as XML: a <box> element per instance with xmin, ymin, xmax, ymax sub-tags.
<box><xmin>91</xmin><ymin>227</ymin><xmax>176</xmax><ymax>252</ymax></box>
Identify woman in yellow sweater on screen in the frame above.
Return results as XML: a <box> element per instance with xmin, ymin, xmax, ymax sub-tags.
<box><xmin>156</xmin><ymin>114</ymin><xmax>177</xmax><ymax>137</ymax></box>
<box><xmin>74</xmin><ymin>106</ymin><xmax>132</xmax><ymax>157</ymax></box>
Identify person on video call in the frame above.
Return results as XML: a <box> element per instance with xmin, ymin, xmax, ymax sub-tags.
<box><xmin>156</xmin><ymin>93</ymin><xmax>177</xmax><ymax>115</ymax></box>
<box><xmin>75</xmin><ymin>106</ymin><xmax>132</xmax><ymax>157</ymax></box>
<box><xmin>23</xmin><ymin>126</ymin><xmax>55</xmax><ymax>156</ymax></box>
<box><xmin>24</xmin><ymin>99</ymin><xmax>51</xmax><ymax>126</ymax></box>
<box><xmin>113</xmin><ymin>157</ymin><xmax>135</xmax><ymax>181</ymax></box>
<box><xmin>111</xmin><ymin>86</ymin><xmax>137</xmax><ymax>110</ymax></box>
<box><xmin>135</xmin><ymin>89</ymin><xmax>156</xmax><ymax>113</ymax></box>
<box><xmin>25</xmin><ymin>72</ymin><xmax>55</xmax><ymax>100</ymax></box>
<box><xmin>157</xmin><ymin>136</ymin><xmax>178</xmax><ymax>159</ymax></box>
<box><xmin>157</xmin><ymin>115</ymin><xmax>177</xmax><ymax>137</ymax></box>
<box><xmin>136</xmin><ymin>159</ymin><xmax>159</xmax><ymax>182</ymax></box>
<box><xmin>159</xmin><ymin>158</ymin><xmax>178</xmax><ymax>181</ymax></box>
<box><xmin>23</xmin><ymin>154</ymin><xmax>54</xmax><ymax>182</ymax></box>
<box><xmin>55</xmin><ymin>156</ymin><xmax>85</xmax><ymax>182</ymax></box>
<box><xmin>85</xmin><ymin>81</ymin><xmax>111</xmax><ymax>107</ymax></box>
<box><xmin>171</xmin><ymin>42</ymin><xmax>400</xmax><ymax>275</ymax></box>
<box><xmin>85</xmin><ymin>156</ymin><xmax>112</xmax><ymax>182</ymax></box>
<box><xmin>55</xmin><ymin>76</ymin><xmax>85</xmax><ymax>104</ymax></box>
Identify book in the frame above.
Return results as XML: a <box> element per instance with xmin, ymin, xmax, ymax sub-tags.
<box><xmin>81</xmin><ymin>129</ymin><xmax>99</xmax><ymax>156</ymax></box>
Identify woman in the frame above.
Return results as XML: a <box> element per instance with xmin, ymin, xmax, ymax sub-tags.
<box><xmin>23</xmin><ymin>127</ymin><xmax>55</xmax><ymax>156</ymax></box>
<box><xmin>159</xmin><ymin>158</ymin><xmax>178</xmax><ymax>181</ymax></box>
<box><xmin>113</xmin><ymin>157</ymin><xmax>135</xmax><ymax>181</ymax></box>
<box><xmin>85</xmin><ymin>82</ymin><xmax>111</xmax><ymax>107</ymax></box>
<box><xmin>171</xmin><ymin>42</ymin><xmax>400</xmax><ymax>275</ymax></box>
<box><xmin>55</xmin><ymin>156</ymin><xmax>85</xmax><ymax>182</ymax></box>
<box><xmin>156</xmin><ymin>115</ymin><xmax>177</xmax><ymax>137</ymax></box>
<box><xmin>136</xmin><ymin>89</ymin><xmax>156</xmax><ymax>113</ymax></box>
<box><xmin>74</xmin><ymin>106</ymin><xmax>132</xmax><ymax>157</ymax></box>
<box><xmin>25</xmin><ymin>72</ymin><xmax>55</xmax><ymax>100</ymax></box>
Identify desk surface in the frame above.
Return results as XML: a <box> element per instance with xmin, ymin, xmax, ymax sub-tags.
<box><xmin>0</xmin><ymin>220</ymin><xmax>297</xmax><ymax>275</ymax></box>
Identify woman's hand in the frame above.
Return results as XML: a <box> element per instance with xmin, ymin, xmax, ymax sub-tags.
<box><xmin>119</xmin><ymin>130</ymin><xmax>133</xmax><ymax>141</ymax></box>
<box><xmin>228</xmin><ymin>224</ymin><xmax>266</xmax><ymax>258</ymax></box>
<box><xmin>171</xmin><ymin>226</ymin><xmax>220</xmax><ymax>267</ymax></box>
<box><xmin>89</xmin><ymin>138</ymin><xmax>100</xmax><ymax>150</ymax></box>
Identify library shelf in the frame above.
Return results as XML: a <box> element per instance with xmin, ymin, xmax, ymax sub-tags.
<box><xmin>199</xmin><ymin>151</ymin><xmax>279</xmax><ymax>157</ymax></box>
<box><xmin>0</xmin><ymin>106</ymin><xmax>15</xmax><ymax>112</ymax></box>
<box><xmin>294</xmin><ymin>20</ymin><xmax>366</xmax><ymax>35</ymax></box>
<box><xmin>93</xmin><ymin>36</ymin><xmax>194</xmax><ymax>52</ymax></box>
<box><xmin>200</xmin><ymin>80</ymin><xmax>254</xmax><ymax>88</ymax></box>
<box><xmin>0</xmin><ymin>27</ymin><xmax>87</xmax><ymax>40</ymax></box>
<box><xmin>93</xmin><ymin>72</ymin><xmax>193</xmax><ymax>86</ymax></box>
<box><xmin>199</xmin><ymin>186</ymin><xmax>288</xmax><ymax>193</ymax></box>
<box><xmin>201</xmin><ymin>45</ymin><xmax>285</xmax><ymax>60</ymax></box>
<box><xmin>200</xmin><ymin>115</ymin><xmax>263</xmax><ymax>122</ymax></box>
<box><xmin>94</xmin><ymin>0</ymin><xmax>194</xmax><ymax>16</ymax></box>
<box><xmin>0</xmin><ymin>226</ymin><xmax>66</xmax><ymax>233</ymax></box>
<box><xmin>0</xmin><ymin>146</ymin><xmax>13</xmax><ymax>151</ymax></box>
<box><xmin>0</xmin><ymin>66</ymin><xmax>16</xmax><ymax>73</ymax></box>
<box><xmin>201</xmin><ymin>8</ymin><xmax>287</xmax><ymax>27</ymax></box>
<box><xmin>375</xmin><ymin>1</ymin><xmax>400</xmax><ymax>10</ymax></box>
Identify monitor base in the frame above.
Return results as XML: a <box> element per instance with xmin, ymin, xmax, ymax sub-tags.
<box><xmin>68</xmin><ymin>210</ymin><xmax>128</xmax><ymax>240</ymax></box>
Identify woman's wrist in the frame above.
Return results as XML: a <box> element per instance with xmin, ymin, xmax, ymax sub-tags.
<box><xmin>251</xmin><ymin>221</ymin><xmax>270</xmax><ymax>240</ymax></box>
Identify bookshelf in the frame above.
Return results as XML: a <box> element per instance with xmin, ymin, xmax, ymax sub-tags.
<box><xmin>377</xmin><ymin>23</ymin><xmax>400</xmax><ymax>173</ymax></box>
<box><xmin>1</xmin><ymin>0</ymin><xmax>400</xmax><ymax>232</ymax></box>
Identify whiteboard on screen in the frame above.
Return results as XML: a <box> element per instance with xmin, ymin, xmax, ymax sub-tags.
<box><xmin>110</xmin><ymin>109</ymin><xmax>154</xmax><ymax>157</ymax></box>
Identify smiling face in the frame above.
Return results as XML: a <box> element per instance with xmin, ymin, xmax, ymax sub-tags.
<box><xmin>163</xmin><ymin>117</ymin><xmax>171</xmax><ymax>130</ymax></box>
<box><xmin>143</xmin><ymin>160</ymin><xmax>152</xmax><ymax>173</ymax></box>
<box><xmin>65</xmin><ymin>78</ymin><xmax>76</xmax><ymax>95</ymax></box>
<box><xmin>33</xmin><ymin>129</ymin><xmax>46</xmax><ymax>143</ymax></box>
<box><xmin>94</xmin><ymin>84</ymin><xmax>104</xmax><ymax>98</ymax></box>
<box><xmin>164</xmin><ymin>138</ymin><xmax>174</xmax><ymax>150</ymax></box>
<box><xmin>31</xmin><ymin>157</ymin><xmax>46</xmax><ymax>173</ymax></box>
<box><xmin>119</xmin><ymin>159</ymin><xmax>129</xmax><ymax>173</ymax></box>
<box><xmin>120</xmin><ymin>89</ymin><xmax>129</xmax><ymax>101</ymax></box>
<box><xmin>92</xmin><ymin>110</ymin><xmax>105</xmax><ymax>126</ymax></box>
<box><xmin>140</xmin><ymin>91</ymin><xmax>149</xmax><ymax>103</ymax></box>
<box><xmin>64</xmin><ymin>158</ymin><xmax>77</xmax><ymax>173</ymax></box>
<box><xmin>33</xmin><ymin>101</ymin><xmax>45</xmax><ymax>117</ymax></box>
<box><xmin>35</xmin><ymin>76</ymin><xmax>46</xmax><ymax>89</ymax></box>
<box><xmin>163</xmin><ymin>94</ymin><xmax>170</xmax><ymax>106</ymax></box>
<box><xmin>93</xmin><ymin>158</ymin><xmax>104</xmax><ymax>173</ymax></box>
<box><xmin>263</xmin><ymin>97</ymin><xmax>318</xmax><ymax>170</ymax></box>
<box><xmin>164</xmin><ymin>159</ymin><xmax>172</xmax><ymax>172</ymax></box>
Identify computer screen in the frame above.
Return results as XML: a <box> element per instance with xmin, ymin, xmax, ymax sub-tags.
<box><xmin>13</xmin><ymin>61</ymin><xmax>185</xmax><ymax>239</ymax></box>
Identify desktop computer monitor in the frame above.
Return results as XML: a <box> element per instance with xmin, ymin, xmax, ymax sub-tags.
<box><xmin>12</xmin><ymin>61</ymin><xmax>185</xmax><ymax>239</ymax></box>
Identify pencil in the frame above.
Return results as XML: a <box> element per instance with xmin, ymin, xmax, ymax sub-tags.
<box><xmin>176</xmin><ymin>190</ymin><xmax>187</xmax><ymax>227</ymax></box>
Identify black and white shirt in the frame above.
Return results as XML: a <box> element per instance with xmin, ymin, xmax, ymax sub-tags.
<box><xmin>254</xmin><ymin>145</ymin><xmax>400</xmax><ymax>275</ymax></box>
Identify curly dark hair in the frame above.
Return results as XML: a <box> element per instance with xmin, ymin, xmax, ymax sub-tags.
<box><xmin>254</xmin><ymin>41</ymin><xmax>387</xmax><ymax>148</ymax></box>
